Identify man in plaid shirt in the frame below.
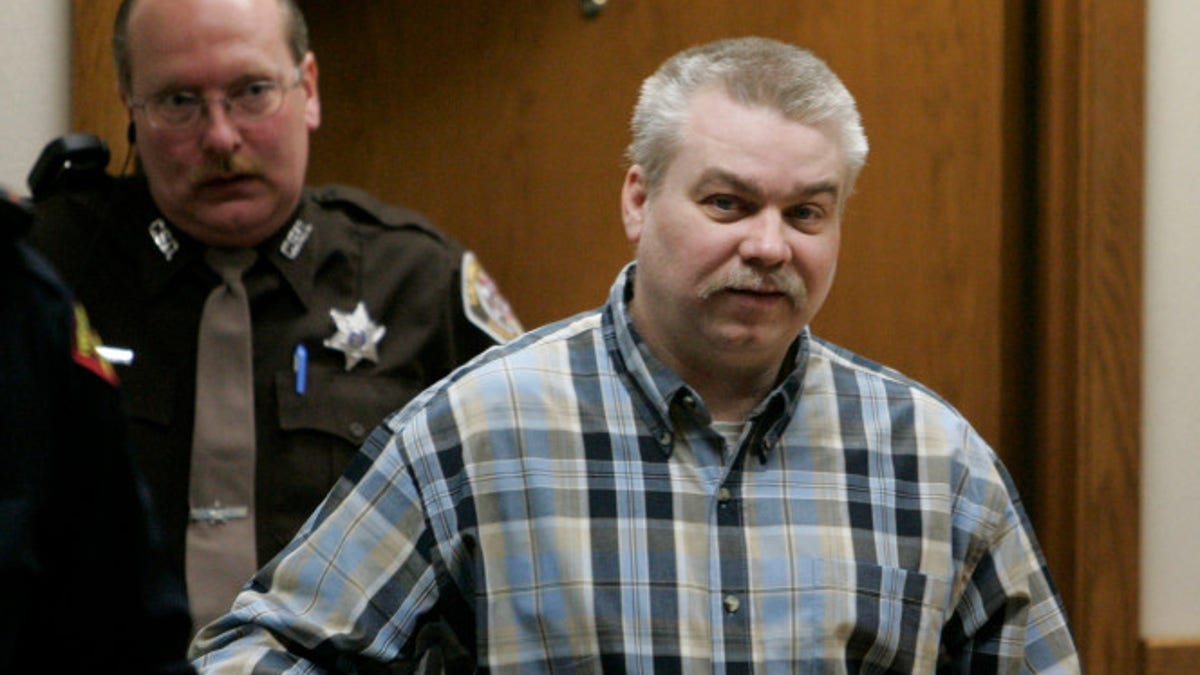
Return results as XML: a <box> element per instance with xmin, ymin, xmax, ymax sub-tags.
<box><xmin>193</xmin><ymin>37</ymin><xmax>1080</xmax><ymax>673</ymax></box>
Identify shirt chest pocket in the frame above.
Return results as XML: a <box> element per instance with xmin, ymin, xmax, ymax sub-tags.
<box><xmin>276</xmin><ymin>366</ymin><xmax>421</xmax><ymax>446</ymax></box>
<box><xmin>266</xmin><ymin>366</ymin><xmax>422</xmax><ymax>550</ymax></box>
<box><xmin>778</xmin><ymin>559</ymin><xmax>951</xmax><ymax>673</ymax></box>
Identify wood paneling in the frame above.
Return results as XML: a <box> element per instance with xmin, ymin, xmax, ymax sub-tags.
<box><xmin>297</xmin><ymin>1</ymin><xmax>1022</xmax><ymax>469</ymax></box>
<box><xmin>1142</xmin><ymin>638</ymin><xmax>1200</xmax><ymax>674</ymax></box>
<box><xmin>70</xmin><ymin>0</ymin><xmax>126</xmax><ymax>155</ymax></box>
<box><xmin>71</xmin><ymin>0</ymin><xmax>1023</xmax><ymax>469</ymax></box>
<box><xmin>68</xmin><ymin>1</ymin><xmax>1144</xmax><ymax>671</ymax></box>
<box><xmin>1034</xmin><ymin>1</ymin><xmax>1144</xmax><ymax>673</ymax></box>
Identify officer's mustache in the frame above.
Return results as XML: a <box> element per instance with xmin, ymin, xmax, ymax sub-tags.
<box><xmin>190</xmin><ymin>154</ymin><xmax>265</xmax><ymax>185</ymax></box>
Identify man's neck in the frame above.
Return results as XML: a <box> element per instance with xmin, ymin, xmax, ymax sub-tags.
<box><xmin>688</xmin><ymin>365</ymin><xmax>780</xmax><ymax>423</ymax></box>
<box><xmin>627</xmin><ymin>289</ymin><xmax>791</xmax><ymax>422</ymax></box>
<box><xmin>647</xmin><ymin>336</ymin><xmax>784</xmax><ymax>422</ymax></box>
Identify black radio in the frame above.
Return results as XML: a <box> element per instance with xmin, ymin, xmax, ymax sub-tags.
<box><xmin>26</xmin><ymin>133</ymin><xmax>111</xmax><ymax>200</ymax></box>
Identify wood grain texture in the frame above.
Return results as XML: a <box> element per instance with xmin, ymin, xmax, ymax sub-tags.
<box><xmin>1034</xmin><ymin>1</ymin><xmax>1144</xmax><ymax>673</ymax></box>
<box><xmin>1142</xmin><ymin>638</ymin><xmax>1200</xmax><ymax>674</ymax></box>
<box><xmin>70</xmin><ymin>0</ymin><xmax>126</xmax><ymax>159</ymax></box>
<box><xmin>297</xmin><ymin>0</ymin><xmax>1018</xmax><ymax>469</ymax></box>
<box><xmin>68</xmin><ymin>1</ymin><xmax>1018</xmax><ymax>463</ymax></box>
<box><xmin>68</xmin><ymin>2</ymin><xmax>1145</xmax><ymax>671</ymax></box>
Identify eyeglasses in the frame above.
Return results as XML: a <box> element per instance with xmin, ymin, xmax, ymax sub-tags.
<box><xmin>129</xmin><ymin>70</ymin><xmax>303</xmax><ymax>132</ymax></box>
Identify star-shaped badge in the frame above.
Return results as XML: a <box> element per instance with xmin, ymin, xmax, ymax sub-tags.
<box><xmin>324</xmin><ymin>301</ymin><xmax>386</xmax><ymax>371</ymax></box>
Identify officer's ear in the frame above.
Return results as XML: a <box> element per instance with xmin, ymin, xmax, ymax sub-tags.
<box><xmin>120</xmin><ymin>96</ymin><xmax>139</xmax><ymax>175</ymax></box>
<box><xmin>301</xmin><ymin>52</ymin><xmax>321</xmax><ymax>131</ymax></box>
<box><xmin>118</xmin><ymin>88</ymin><xmax>136</xmax><ymax>146</ymax></box>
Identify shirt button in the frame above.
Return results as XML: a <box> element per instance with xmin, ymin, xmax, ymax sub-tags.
<box><xmin>723</xmin><ymin>595</ymin><xmax>741</xmax><ymax>614</ymax></box>
<box><xmin>349</xmin><ymin>422</ymin><xmax>367</xmax><ymax>439</ymax></box>
<box><xmin>681</xmin><ymin>394</ymin><xmax>696</xmax><ymax>408</ymax></box>
<box><xmin>718</xmin><ymin>487</ymin><xmax>733</xmax><ymax>503</ymax></box>
<box><xmin>657</xmin><ymin>431</ymin><xmax>673</xmax><ymax>446</ymax></box>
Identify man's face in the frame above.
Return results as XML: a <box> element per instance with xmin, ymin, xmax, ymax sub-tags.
<box><xmin>622</xmin><ymin>87</ymin><xmax>844</xmax><ymax>380</ymax></box>
<box><xmin>124</xmin><ymin>0</ymin><xmax>320</xmax><ymax>247</ymax></box>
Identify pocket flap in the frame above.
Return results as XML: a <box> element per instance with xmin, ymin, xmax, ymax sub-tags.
<box><xmin>276</xmin><ymin>367</ymin><xmax>421</xmax><ymax>445</ymax></box>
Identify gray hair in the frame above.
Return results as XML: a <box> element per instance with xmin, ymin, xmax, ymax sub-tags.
<box><xmin>112</xmin><ymin>0</ymin><xmax>310</xmax><ymax>93</ymax></box>
<box><xmin>627</xmin><ymin>37</ymin><xmax>869</xmax><ymax>196</ymax></box>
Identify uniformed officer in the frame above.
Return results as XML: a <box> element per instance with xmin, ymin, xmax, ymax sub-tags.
<box><xmin>2</xmin><ymin>187</ymin><xmax>195</xmax><ymax>673</ymax></box>
<box><xmin>27</xmin><ymin>0</ymin><xmax>521</xmax><ymax>636</ymax></box>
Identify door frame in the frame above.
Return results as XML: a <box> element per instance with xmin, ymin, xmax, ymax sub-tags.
<box><xmin>1033</xmin><ymin>1</ymin><xmax>1144</xmax><ymax>672</ymax></box>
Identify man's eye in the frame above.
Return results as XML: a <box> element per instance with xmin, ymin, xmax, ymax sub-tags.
<box><xmin>700</xmin><ymin>194</ymin><xmax>754</xmax><ymax>222</ymax></box>
<box><xmin>786</xmin><ymin>204</ymin><xmax>832</xmax><ymax>230</ymax></box>
<box><xmin>703</xmin><ymin>195</ymin><xmax>745</xmax><ymax>213</ymax></box>
<box><xmin>791</xmin><ymin>206</ymin><xmax>819</xmax><ymax>220</ymax></box>
<box><xmin>160</xmin><ymin>92</ymin><xmax>200</xmax><ymax>109</ymax></box>
<box><xmin>238</xmin><ymin>81</ymin><xmax>278</xmax><ymax>100</ymax></box>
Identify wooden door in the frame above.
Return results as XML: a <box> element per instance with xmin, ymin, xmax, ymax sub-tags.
<box><xmin>295</xmin><ymin>0</ymin><xmax>1028</xmax><ymax>465</ymax></box>
<box><xmin>69</xmin><ymin>1</ymin><xmax>1143</xmax><ymax>671</ymax></box>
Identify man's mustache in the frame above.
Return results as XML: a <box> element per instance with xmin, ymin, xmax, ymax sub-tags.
<box><xmin>701</xmin><ymin>266</ymin><xmax>807</xmax><ymax>307</ymax></box>
<box><xmin>190</xmin><ymin>154</ymin><xmax>264</xmax><ymax>185</ymax></box>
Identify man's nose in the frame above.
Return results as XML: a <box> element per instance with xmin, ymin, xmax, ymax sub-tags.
<box><xmin>739</xmin><ymin>212</ymin><xmax>792</xmax><ymax>265</ymax></box>
<box><xmin>198</xmin><ymin>98</ymin><xmax>242</xmax><ymax>150</ymax></box>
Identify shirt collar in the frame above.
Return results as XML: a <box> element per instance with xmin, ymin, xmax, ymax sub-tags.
<box><xmin>603</xmin><ymin>262</ymin><xmax>809</xmax><ymax>457</ymax></box>
<box><xmin>257</xmin><ymin>191</ymin><xmax>323</xmax><ymax>310</ymax></box>
<box><xmin>135</xmin><ymin>187</ymin><xmax>330</xmax><ymax>308</ymax></box>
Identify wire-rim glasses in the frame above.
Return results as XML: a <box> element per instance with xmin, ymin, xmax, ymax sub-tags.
<box><xmin>128</xmin><ymin>68</ymin><xmax>303</xmax><ymax>132</ymax></box>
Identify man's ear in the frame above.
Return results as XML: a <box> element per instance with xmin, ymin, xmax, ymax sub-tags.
<box><xmin>302</xmin><ymin>52</ymin><xmax>321</xmax><ymax>130</ymax></box>
<box><xmin>621</xmin><ymin>165</ymin><xmax>649</xmax><ymax>244</ymax></box>
<box><xmin>118</xmin><ymin>89</ymin><xmax>133</xmax><ymax>141</ymax></box>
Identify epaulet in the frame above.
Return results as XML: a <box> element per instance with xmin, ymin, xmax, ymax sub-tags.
<box><xmin>310</xmin><ymin>184</ymin><xmax>446</xmax><ymax>243</ymax></box>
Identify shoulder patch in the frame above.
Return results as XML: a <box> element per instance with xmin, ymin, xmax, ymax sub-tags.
<box><xmin>461</xmin><ymin>252</ymin><xmax>523</xmax><ymax>343</ymax></box>
<box><xmin>71</xmin><ymin>303</ymin><xmax>119</xmax><ymax>387</ymax></box>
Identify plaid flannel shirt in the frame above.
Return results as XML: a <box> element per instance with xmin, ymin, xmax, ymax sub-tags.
<box><xmin>193</xmin><ymin>264</ymin><xmax>1080</xmax><ymax>673</ymax></box>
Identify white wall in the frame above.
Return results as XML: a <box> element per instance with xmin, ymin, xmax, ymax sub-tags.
<box><xmin>1141</xmin><ymin>0</ymin><xmax>1200</xmax><ymax>638</ymax></box>
<box><xmin>1</xmin><ymin>0</ymin><xmax>1195</xmax><ymax>641</ymax></box>
<box><xmin>0</xmin><ymin>1</ymin><xmax>70</xmax><ymax>192</ymax></box>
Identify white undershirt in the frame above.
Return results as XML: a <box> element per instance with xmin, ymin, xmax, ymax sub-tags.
<box><xmin>711</xmin><ymin>420</ymin><xmax>748</xmax><ymax>461</ymax></box>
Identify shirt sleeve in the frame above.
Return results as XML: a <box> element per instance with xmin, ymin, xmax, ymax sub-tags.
<box><xmin>940</xmin><ymin>455</ymin><xmax>1082</xmax><ymax>673</ymax></box>
<box><xmin>189</xmin><ymin>419</ymin><xmax>448</xmax><ymax>673</ymax></box>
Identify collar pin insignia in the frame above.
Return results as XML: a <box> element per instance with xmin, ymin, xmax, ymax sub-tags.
<box><xmin>147</xmin><ymin>218</ymin><xmax>179</xmax><ymax>261</ymax></box>
<box><xmin>279</xmin><ymin>218</ymin><xmax>313</xmax><ymax>260</ymax></box>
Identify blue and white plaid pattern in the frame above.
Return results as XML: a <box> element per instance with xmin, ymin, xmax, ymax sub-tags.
<box><xmin>193</xmin><ymin>264</ymin><xmax>1079</xmax><ymax>673</ymax></box>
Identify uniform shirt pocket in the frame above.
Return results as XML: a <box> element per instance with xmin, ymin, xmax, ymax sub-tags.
<box><xmin>266</xmin><ymin>366</ymin><xmax>422</xmax><ymax>552</ymax></box>
<box><xmin>276</xmin><ymin>366</ymin><xmax>420</xmax><ymax>445</ymax></box>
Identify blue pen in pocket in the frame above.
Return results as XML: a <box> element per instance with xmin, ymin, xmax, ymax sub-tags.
<box><xmin>293</xmin><ymin>343</ymin><xmax>308</xmax><ymax>395</ymax></box>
